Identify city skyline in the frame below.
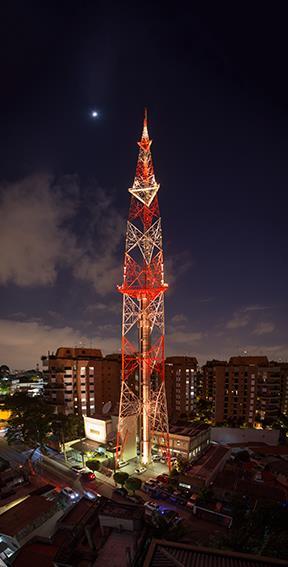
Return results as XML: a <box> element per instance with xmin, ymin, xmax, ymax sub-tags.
<box><xmin>0</xmin><ymin>5</ymin><xmax>288</xmax><ymax>369</ymax></box>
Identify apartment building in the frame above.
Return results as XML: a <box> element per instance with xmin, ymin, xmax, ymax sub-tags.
<box><xmin>165</xmin><ymin>356</ymin><xmax>198</xmax><ymax>418</ymax></box>
<box><xmin>279</xmin><ymin>362</ymin><xmax>288</xmax><ymax>415</ymax></box>
<box><xmin>202</xmin><ymin>356</ymin><xmax>281</xmax><ymax>426</ymax></box>
<box><xmin>43</xmin><ymin>347</ymin><xmax>121</xmax><ymax>416</ymax></box>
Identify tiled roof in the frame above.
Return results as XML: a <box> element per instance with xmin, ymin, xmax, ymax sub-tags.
<box><xmin>144</xmin><ymin>540</ymin><xmax>288</xmax><ymax>566</ymax></box>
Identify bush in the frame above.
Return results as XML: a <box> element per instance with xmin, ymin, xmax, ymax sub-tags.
<box><xmin>125</xmin><ymin>476</ymin><xmax>142</xmax><ymax>493</ymax></box>
<box><xmin>86</xmin><ymin>459</ymin><xmax>101</xmax><ymax>472</ymax></box>
<box><xmin>113</xmin><ymin>471</ymin><xmax>129</xmax><ymax>486</ymax></box>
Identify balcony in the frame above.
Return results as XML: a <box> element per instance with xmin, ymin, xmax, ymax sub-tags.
<box><xmin>44</xmin><ymin>384</ymin><xmax>65</xmax><ymax>391</ymax></box>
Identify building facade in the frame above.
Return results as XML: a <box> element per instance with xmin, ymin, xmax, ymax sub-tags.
<box><xmin>279</xmin><ymin>362</ymin><xmax>288</xmax><ymax>415</ymax></box>
<box><xmin>202</xmin><ymin>356</ymin><xmax>282</xmax><ymax>426</ymax></box>
<box><xmin>165</xmin><ymin>356</ymin><xmax>198</xmax><ymax>419</ymax></box>
<box><xmin>152</xmin><ymin>423</ymin><xmax>210</xmax><ymax>461</ymax></box>
<box><xmin>43</xmin><ymin>347</ymin><xmax>121</xmax><ymax>416</ymax></box>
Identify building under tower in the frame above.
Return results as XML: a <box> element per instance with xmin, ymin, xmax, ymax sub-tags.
<box><xmin>116</xmin><ymin>111</ymin><xmax>170</xmax><ymax>467</ymax></box>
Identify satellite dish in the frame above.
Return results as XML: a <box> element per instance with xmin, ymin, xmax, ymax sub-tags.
<box><xmin>102</xmin><ymin>401</ymin><xmax>112</xmax><ymax>415</ymax></box>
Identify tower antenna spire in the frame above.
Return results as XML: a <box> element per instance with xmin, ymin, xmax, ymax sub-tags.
<box><xmin>116</xmin><ymin>113</ymin><xmax>170</xmax><ymax>469</ymax></box>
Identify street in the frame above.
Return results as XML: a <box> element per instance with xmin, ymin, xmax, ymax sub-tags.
<box><xmin>0</xmin><ymin>438</ymin><xmax>227</xmax><ymax>543</ymax></box>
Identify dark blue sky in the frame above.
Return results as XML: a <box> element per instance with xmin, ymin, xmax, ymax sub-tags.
<box><xmin>0</xmin><ymin>3</ymin><xmax>287</xmax><ymax>368</ymax></box>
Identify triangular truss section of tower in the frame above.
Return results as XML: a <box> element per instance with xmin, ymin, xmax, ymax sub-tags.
<box><xmin>116</xmin><ymin>110</ymin><xmax>170</xmax><ymax>467</ymax></box>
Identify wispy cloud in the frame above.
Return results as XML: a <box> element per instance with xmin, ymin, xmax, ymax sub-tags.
<box><xmin>242</xmin><ymin>304</ymin><xmax>271</xmax><ymax>313</ymax></box>
<box><xmin>0</xmin><ymin>174</ymin><xmax>78</xmax><ymax>287</ymax></box>
<box><xmin>0</xmin><ymin>175</ymin><xmax>125</xmax><ymax>296</ymax></box>
<box><xmin>226</xmin><ymin>312</ymin><xmax>250</xmax><ymax>329</ymax></box>
<box><xmin>0</xmin><ymin>318</ymin><xmax>120</xmax><ymax>370</ymax></box>
<box><xmin>252</xmin><ymin>322</ymin><xmax>275</xmax><ymax>335</ymax></box>
<box><xmin>86</xmin><ymin>302</ymin><xmax>121</xmax><ymax>314</ymax></box>
<box><xmin>171</xmin><ymin>313</ymin><xmax>187</xmax><ymax>324</ymax></box>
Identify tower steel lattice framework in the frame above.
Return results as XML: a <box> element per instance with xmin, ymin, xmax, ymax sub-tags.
<box><xmin>116</xmin><ymin>110</ymin><xmax>170</xmax><ymax>467</ymax></box>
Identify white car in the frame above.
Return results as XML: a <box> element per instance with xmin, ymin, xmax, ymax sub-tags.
<box><xmin>61</xmin><ymin>486</ymin><xmax>79</xmax><ymax>500</ymax></box>
<box><xmin>135</xmin><ymin>466</ymin><xmax>147</xmax><ymax>475</ymax></box>
<box><xmin>118</xmin><ymin>460</ymin><xmax>128</xmax><ymax>469</ymax></box>
<box><xmin>84</xmin><ymin>490</ymin><xmax>101</xmax><ymax>501</ymax></box>
<box><xmin>144</xmin><ymin>500</ymin><xmax>159</xmax><ymax>513</ymax></box>
<box><xmin>71</xmin><ymin>465</ymin><xmax>88</xmax><ymax>474</ymax></box>
<box><xmin>152</xmin><ymin>455</ymin><xmax>161</xmax><ymax>462</ymax></box>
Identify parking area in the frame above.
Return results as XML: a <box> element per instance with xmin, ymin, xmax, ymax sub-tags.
<box><xmin>117</xmin><ymin>458</ymin><xmax>168</xmax><ymax>482</ymax></box>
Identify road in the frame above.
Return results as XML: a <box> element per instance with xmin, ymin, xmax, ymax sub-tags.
<box><xmin>0</xmin><ymin>439</ymin><xmax>227</xmax><ymax>541</ymax></box>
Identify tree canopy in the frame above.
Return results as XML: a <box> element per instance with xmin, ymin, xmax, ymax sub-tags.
<box><xmin>86</xmin><ymin>459</ymin><xmax>101</xmax><ymax>472</ymax></box>
<box><xmin>4</xmin><ymin>393</ymin><xmax>55</xmax><ymax>451</ymax></box>
<box><xmin>125</xmin><ymin>476</ymin><xmax>142</xmax><ymax>493</ymax></box>
<box><xmin>113</xmin><ymin>471</ymin><xmax>129</xmax><ymax>486</ymax></box>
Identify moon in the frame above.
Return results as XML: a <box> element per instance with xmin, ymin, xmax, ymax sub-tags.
<box><xmin>91</xmin><ymin>110</ymin><xmax>98</xmax><ymax>118</ymax></box>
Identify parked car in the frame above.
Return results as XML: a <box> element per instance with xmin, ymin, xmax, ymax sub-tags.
<box><xmin>144</xmin><ymin>479</ymin><xmax>157</xmax><ymax>488</ymax></box>
<box><xmin>186</xmin><ymin>493</ymin><xmax>199</xmax><ymax>508</ymax></box>
<box><xmin>61</xmin><ymin>487</ymin><xmax>79</xmax><ymax>501</ymax></box>
<box><xmin>152</xmin><ymin>455</ymin><xmax>161</xmax><ymax>462</ymax></box>
<box><xmin>156</xmin><ymin>474</ymin><xmax>169</xmax><ymax>483</ymax></box>
<box><xmin>135</xmin><ymin>466</ymin><xmax>147</xmax><ymax>475</ymax></box>
<box><xmin>127</xmin><ymin>494</ymin><xmax>144</xmax><ymax>504</ymax></box>
<box><xmin>81</xmin><ymin>471</ymin><xmax>96</xmax><ymax>481</ymax></box>
<box><xmin>84</xmin><ymin>490</ymin><xmax>101</xmax><ymax>501</ymax></box>
<box><xmin>118</xmin><ymin>460</ymin><xmax>128</xmax><ymax>469</ymax></box>
<box><xmin>144</xmin><ymin>500</ymin><xmax>159</xmax><ymax>513</ymax></box>
<box><xmin>71</xmin><ymin>465</ymin><xmax>88</xmax><ymax>474</ymax></box>
<box><xmin>113</xmin><ymin>487</ymin><xmax>128</xmax><ymax>497</ymax></box>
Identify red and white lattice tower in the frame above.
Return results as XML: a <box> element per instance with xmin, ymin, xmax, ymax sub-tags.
<box><xmin>116</xmin><ymin>110</ymin><xmax>170</xmax><ymax>467</ymax></box>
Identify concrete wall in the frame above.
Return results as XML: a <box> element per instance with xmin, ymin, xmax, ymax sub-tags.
<box><xmin>211</xmin><ymin>427</ymin><xmax>280</xmax><ymax>446</ymax></box>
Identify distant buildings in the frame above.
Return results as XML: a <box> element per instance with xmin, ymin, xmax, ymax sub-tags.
<box><xmin>202</xmin><ymin>356</ymin><xmax>286</xmax><ymax>426</ymax></box>
<box><xmin>165</xmin><ymin>356</ymin><xmax>198</xmax><ymax>418</ymax></box>
<box><xmin>43</xmin><ymin>347</ymin><xmax>121</xmax><ymax>416</ymax></box>
<box><xmin>42</xmin><ymin>347</ymin><xmax>288</xmax><ymax>428</ymax></box>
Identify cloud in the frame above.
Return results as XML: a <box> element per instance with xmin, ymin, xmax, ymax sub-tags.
<box><xmin>165</xmin><ymin>251</ymin><xmax>192</xmax><ymax>291</ymax></box>
<box><xmin>171</xmin><ymin>314</ymin><xmax>187</xmax><ymax>324</ymax></box>
<box><xmin>0</xmin><ymin>175</ymin><xmax>125</xmax><ymax>296</ymax></box>
<box><xmin>71</xmin><ymin>186</ymin><xmax>125</xmax><ymax>295</ymax></box>
<box><xmin>242</xmin><ymin>304</ymin><xmax>271</xmax><ymax>312</ymax></box>
<box><xmin>0</xmin><ymin>174</ymin><xmax>78</xmax><ymax>287</ymax></box>
<box><xmin>0</xmin><ymin>318</ymin><xmax>120</xmax><ymax>370</ymax></box>
<box><xmin>166</xmin><ymin>329</ymin><xmax>204</xmax><ymax>345</ymax></box>
<box><xmin>86</xmin><ymin>302</ymin><xmax>121</xmax><ymax>314</ymax></box>
<box><xmin>252</xmin><ymin>322</ymin><xmax>275</xmax><ymax>335</ymax></box>
<box><xmin>226</xmin><ymin>312</ymin><xmax>250</xmax><ymax>329</ymax></box>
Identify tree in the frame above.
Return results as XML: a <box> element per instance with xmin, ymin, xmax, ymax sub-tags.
<box><xmin>86</xmin><ymin>459</ymin><xmax>101</xmax><ymax>472</ymax></box>
<box><xmin>113</xmin><ymin>471</ymin><xmax>129</xmax><ymax>487</ymax></box>
<box><xmin>4</xmin><ymin>393</ymin><xmax>55</xmax><ymax>470</ymax></box>
<box><xmin>52</xmin><ymin>414</ymin><xmax>84</xmax><ymax>445</ymax></box>
<box><xmin>125</xmin><ymin>476</ymin><xmax>142</xmax><ymax>494</ymax></box>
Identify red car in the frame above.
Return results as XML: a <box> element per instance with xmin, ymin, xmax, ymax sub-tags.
<box><xmin>81</xmin><ymin>471</ymin><xmax>95</xmax><ymax>481</ymax></box>
<box><xmin>156</xmin><ymin>474</ymin><xmax>169</xmax><ymax>484</ymax></box>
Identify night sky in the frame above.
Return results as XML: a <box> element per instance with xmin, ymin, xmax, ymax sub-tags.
<box><xmin>0</xmin><ymin>3</ymin><xmax>287</xmax><ymax>369</ymax></box>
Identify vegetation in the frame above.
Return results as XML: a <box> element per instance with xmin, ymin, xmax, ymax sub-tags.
<box><xmin>209</xmin><ymin>500</ymin><xmax>288</xmax><ymax>560</ymax></box>
<box><xmin>52</xmin><ymin>413</ymin><xmax>85</xmax><ymax>446</ymax></box>
<box><xmin>113</xmin><ymin>471</ymin><xmax>129</xmax><ymax>487</ymax></box>
<box><xmin>125</xmin><ymin>476</ymin><xmax>141</xmax><ymax>493</ymax></box>
<box><xmin>86</xmin><ymin>459</ymin><xmax>101</xmax><ymax>472</ymax></box>
<box><xmin>4</xmin><ymin>393</ymin><xmax>55</xmax><ymax>451</ymax></box>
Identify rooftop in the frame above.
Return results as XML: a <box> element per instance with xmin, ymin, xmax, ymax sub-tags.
<box><xmin>167</xmin><ymin>423</ymin><xmax>210</xmax><ymax>437</ymax></box>
<box><xmin>229</xmin><ymin>356</ymin><xmax>269</xmax><ymax>366</ymax></box>
<box><xmin>188</xmin><ymin>445</ymin><xmax>230</xmax><ymax>480</ymax></box>
<box><xmin>94</xmin><ymin>530</ymin><xmax>138</xmax><ymax>567</ymax></box>
<box><xmin>0</xmin><ymin>495</ymin><xmax>54</xmax><ymax>537</ymax></box>
<box><xmin>144</xmin><ymin>540</ymin><xmax>288</xmax><ymax>567</ymax></box>
<box><xmin>58</xmin><ymin>497</ymin><xmax>97</xmax><ymax>529</ymax></box>
<box><xmin>99</xmin><ymin>499</ymin><xmax>143</xmax><ymax>521</ymax></box>
<box><xmin>51</xmin><ymin>347</ymin><xmax>103</xmax><ymax>359</ymax></box>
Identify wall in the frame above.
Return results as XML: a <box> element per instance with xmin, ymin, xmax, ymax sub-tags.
<box><xmin>211</xmin><ymin>427</ymin><xmax>280</xmax><ymax>446</ymax></box>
